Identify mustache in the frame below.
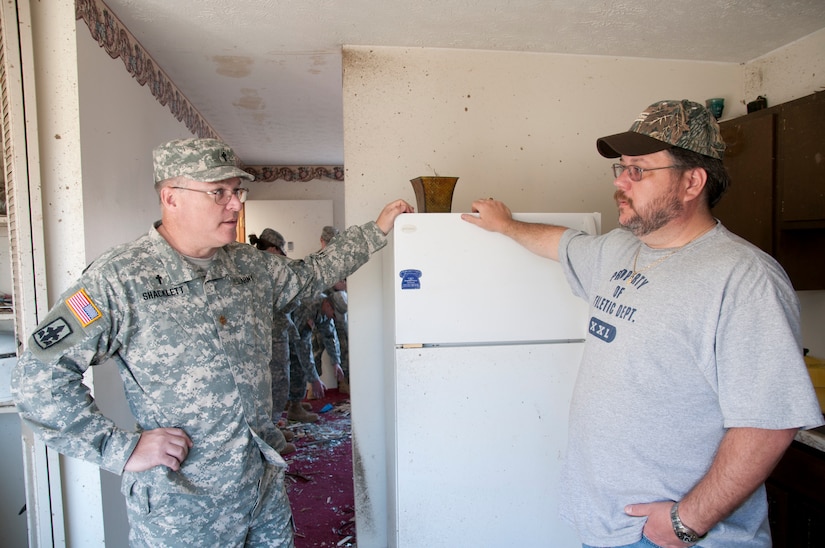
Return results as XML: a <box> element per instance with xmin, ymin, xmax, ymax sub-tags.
<box><xmin>614</xmin><ymin>190</ymin><xmax>632</xmax><ymax>206</ymax></box>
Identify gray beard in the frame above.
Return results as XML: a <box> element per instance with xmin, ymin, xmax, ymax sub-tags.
<box><xmin>620</xmin><ymin>193</ymin><xmax>684</xmax><ymax>238</ymax></box>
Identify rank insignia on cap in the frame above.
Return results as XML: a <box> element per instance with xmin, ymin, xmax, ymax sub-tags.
<box><xmin>34</xmin><ymin>317</ymin><xmax>73</xmax><ymax>349</ymax></box>
<box><xmin>65</xmin><ymin>288</ymin><xmax>102</xmax><ymax>327</ymax></box>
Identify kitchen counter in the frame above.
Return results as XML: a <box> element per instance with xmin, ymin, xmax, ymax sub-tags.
<box><xmin>795</xmin><ymin>424</ymin><xmax>825</xmax><ymax>452</ymax></box>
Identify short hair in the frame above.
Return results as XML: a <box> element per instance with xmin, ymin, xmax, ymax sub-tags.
<box><xmin>667</xmin><ymin>147</ymin><xmax>731</xmax><ymax>208</ymax></box>
<box><xmin>320</xmin><ymin>226</ymin><xmax>339</xmax><ymax>245</ymax></box>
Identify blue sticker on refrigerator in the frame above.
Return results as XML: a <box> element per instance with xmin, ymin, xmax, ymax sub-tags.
<box><xmin>399</xmin><ymin>269</ymin><xmax>422</xmax><ymax>290</ymax></box>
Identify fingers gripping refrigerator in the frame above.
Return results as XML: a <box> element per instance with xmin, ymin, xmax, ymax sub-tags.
<box><xmin>384</xmin><ymin>212</ymin><xmax>600</xmax><ymax>547</ymax></box>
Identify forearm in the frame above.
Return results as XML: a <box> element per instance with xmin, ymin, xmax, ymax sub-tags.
<box><xmin>501</xmin><ymin>220</ymin><xmax>568</xmax><ymax>261</ymax></box>
<box><xmin>461</xmin><ymin>199</ymin><xmax>568</xmax><ymax>261</ymax></box>
<box><xmin>310</xmin><ymin>221</ymin><xmax>386</xmax><ymax>290</ymax></box>
<box><xmin>678</xmin><ymin>427</ymin><xmax>797</xmax><ymax>535</ymax></box>
<box><xmin>296</xmin><ymin>330</ymin><xmax>321</xmax><ymax>382</ymax></box>
<box><xmin>277</xmin><ymin>221</ymin><xmax>386</xmax><ymax>311</ymax></box>
<box><xmin>320</xmin><ymin>321</ymin><xmax>341</xmax><ymax>363</ymax></box>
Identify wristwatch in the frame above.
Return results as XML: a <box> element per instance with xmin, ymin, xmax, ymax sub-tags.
<box><xmin>670</xmin><ymin>502</ymin><xmax>707</xmax><ymax>544</ymax></box>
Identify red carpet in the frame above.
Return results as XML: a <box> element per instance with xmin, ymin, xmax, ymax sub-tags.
<box><xmin>283</xmin><ymin>390</ymin><xmax>356</xmax><ymax>547</ymax></box>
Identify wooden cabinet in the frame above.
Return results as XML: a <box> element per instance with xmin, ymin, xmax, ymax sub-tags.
<box><xmin>778</xmin><ymin>95</ymin><xmax>825</xmax><ymax>226</ymax></box>
<box><xmin>715</xmin><ymin>109</ymin><xmax>776</xmax><ymax>255</ymax></box>
<box><xmin>715</xmin><ymin>92</ymin><xmax>825</xmax><ymax>290</ymax></box>
<box><xmin>767</xmin><ymin>440</ymin><xmax>825</xmax><ymax>548</ymax></box>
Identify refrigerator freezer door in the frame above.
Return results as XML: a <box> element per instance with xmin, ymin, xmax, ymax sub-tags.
<box><xmin>391</xmin><ymin>213</ymin><xmax>597</xmax><ymax>346</ymax></box>
<box><xmin>390</xmin><ymin>342</ymin><xmax>582</xmax><ymax>547</ymax></box>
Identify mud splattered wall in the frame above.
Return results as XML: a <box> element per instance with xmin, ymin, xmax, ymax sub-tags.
<box><xmin>744</xmin><ymin>27</ymin><xmax>825</xmax><ymax>107</ymax></box>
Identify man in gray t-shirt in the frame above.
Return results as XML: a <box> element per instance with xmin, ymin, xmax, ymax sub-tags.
<box><xmin>463</xmin><ymin>100</ymin><xmax>823</xmax><ymax>547</ymax></box>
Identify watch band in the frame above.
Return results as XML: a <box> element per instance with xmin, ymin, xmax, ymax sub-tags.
<box><xmin>670</xmin><ymin>502</ymin><xmax>707</xmax><ymax>544</ymax></box>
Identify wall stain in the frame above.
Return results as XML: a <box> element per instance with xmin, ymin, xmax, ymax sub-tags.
<box><xmin>233</xmin><ymin>88</ymin><xmax>264</xmax><ymax>111</ymax></box>
<box><xmin>213</xmin><ymin>55</ymin><xmax>253</xmax><ymax>78</ymax></box>
<box><xmin>351</xmin><ymin>433</ymin><xmax>374</xmax><ymax>534</ymax></box>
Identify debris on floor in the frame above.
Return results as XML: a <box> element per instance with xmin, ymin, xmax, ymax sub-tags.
<box><xmin>284</xmin><ymin>392</ymin><xmax>355</xmax><ymax>547</ymax></box>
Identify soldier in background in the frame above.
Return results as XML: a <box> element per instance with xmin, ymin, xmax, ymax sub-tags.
<box><xmin>12</xmin><ymin>138</ymin><xmax>413</xmax><ymax>547</ymax></box>
<box><xmin>249</xmin><ymin>227</ymin><xmax>297</xmax><ymax>454</ymax></box>
<box><xmin>326</xmin><ymin>285</ymin><xmax>349</xmax><ymax>393</ymax></box>
<box><xmin>286</xmin><ymin>293</ymin><xmax>339</xmax><ymax>421</ymax></box>
<box><xmin>312</xmin><ymin>226</ymin><xmax>350</xmax><ymax>392</ymax></box>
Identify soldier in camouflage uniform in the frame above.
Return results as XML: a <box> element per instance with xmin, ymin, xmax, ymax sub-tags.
<box><xmin>326</xmin><ymin>287</ymin><xmax>349</xmax><ymax>392</ymax></box>
<box><xmin>249</xmin><ymin>228</ymin><xmax>297</xmax><ymax>454</ymax></box>
<box><xmin>286</xmin><ymin>293</ymin><xmax>341</xmax><ymax>421</ymax></box>
<box><xmin>312</xmin><ymin>226</ymin><xmax>349</xmax><ymax>391</ymax></box>
<box><xmin>12</xmin><ymin>138</ymin><xmax>413</xmax><ymax>547</ymax></box>
<box><xmin>309</xmin><ymin>295</ymin><xmax>342</xmax><ymax>380</ymax></box>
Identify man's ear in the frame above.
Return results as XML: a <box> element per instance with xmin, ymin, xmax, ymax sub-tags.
<box><xmin>683</xmin><ymin>167</ymin><xmax>708</xmax><ymax>202</ymax></box>
<box><xmin>159</xmin><ymin>185</ymin><xmax>178</xmax><ymax>209</ymax></box>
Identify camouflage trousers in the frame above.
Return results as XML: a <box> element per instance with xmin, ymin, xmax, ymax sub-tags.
<box><xmin>124</xmin><ymin>462</ymin><xmax>294</xmax><ymax>547</ymax></box>
<box><xmin>288</xmin><ymin>329</ymin><xmax>314</xmax><ymax>401</ymax></box>
<box><xmin>270</xmin><ymin>338</ymin><xmax>290</xmax><ymax>419</ymax></box>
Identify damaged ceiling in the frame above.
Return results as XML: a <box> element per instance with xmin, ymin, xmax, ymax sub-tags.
<box><xmin>98</xmin><ymin>0</ymin><xmax>825</xmax><ymax>166</ymax></box>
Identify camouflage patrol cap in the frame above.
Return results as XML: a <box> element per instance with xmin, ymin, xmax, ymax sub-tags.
<box><xmin>596</xmin><ymin>99</ymin><xmax>725</xmax><ymax>160</ymax></box>
<box><xmin>259</xmin><ymin>228</ymin><xmax>286</xmax><ymax>253</ymax></box>
<box><xmin>153</xmin><ymin>138</ymin><xmax>254</xmax><ymax>184</ymax></box>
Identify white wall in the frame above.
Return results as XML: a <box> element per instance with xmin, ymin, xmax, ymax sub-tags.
<box><xmin>248</xmin><ymin>179</ymin><xmax>345</xmax><ymax>232</ymax></box>
<box><xmin>77</xmin><ymin>30</ymin><xmax>193</xmax><ymax>264</ymax></box>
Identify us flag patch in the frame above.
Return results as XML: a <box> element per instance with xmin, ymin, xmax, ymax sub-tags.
<box><xmin>65</xmin><ymin>288</ymin><xmax>102</xmax><ymax>327</ymax></box>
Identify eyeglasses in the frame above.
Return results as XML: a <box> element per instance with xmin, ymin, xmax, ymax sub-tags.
<box><xmin>170</xmin><ymin>186</ymin><xmax>249</xmax><ymax>204</ymax></box>
<box><xmin>612</xmin><ymin>163</ymin><xmax>680</xmax><ymax>182</ymax></box>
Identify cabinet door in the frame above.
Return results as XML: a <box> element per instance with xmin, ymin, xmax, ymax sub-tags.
<box><xmin>768</xmin><ymin>441</ymin><xmax>825</xmax><ymax>547</ymax></box>
<box><xmin>716</xmin><ymin>110</ymin><xmax>776</xmax><ymax>254</ymax></box>
<box><xmin>779</xmin><ymin>93</ymin><xmax>825</xmax><ymax>225</ymax></box>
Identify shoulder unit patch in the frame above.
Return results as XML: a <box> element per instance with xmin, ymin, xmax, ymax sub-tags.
<box><xmin>34</xmin><ymin>317</ymin><xmax>73</xmax><ymax>349</ymax></box>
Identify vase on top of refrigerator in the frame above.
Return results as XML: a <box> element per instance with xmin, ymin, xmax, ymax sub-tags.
<box><xmin>384</xmin><ymin>212</ymin><xmax>601</xmax><ymax>547</ymax></box>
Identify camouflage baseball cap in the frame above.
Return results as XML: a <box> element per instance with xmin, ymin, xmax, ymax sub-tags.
<box><xmin>153</xmin><ymin>138</ymin><xmax>254</xmax><ymax>184</ymax></box>
<box><xmin>259</xmin><ymin>228</ymin><xmax>286</xmax><ymax>253</ymax></box>
<box><xmin>596</xmin><ymin>99</ymin><xmax>725</xmax><ymax>160</ymax></box>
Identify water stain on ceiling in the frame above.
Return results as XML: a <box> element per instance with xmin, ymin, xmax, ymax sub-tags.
<box><xmin>213</xmin><ymin>55</ymin><xmax>253</xmax><ymax>78</ymax></box>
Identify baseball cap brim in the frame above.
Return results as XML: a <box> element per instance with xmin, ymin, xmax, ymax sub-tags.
<box><xmin>596</xmin><ymin>131</ymin><xmax>674</xmax><ymax>159</ymax></box>
<box><xmin>190</xmin><ymin>165</ymin><xmax>255</xmax><ymax>183</ymax></box>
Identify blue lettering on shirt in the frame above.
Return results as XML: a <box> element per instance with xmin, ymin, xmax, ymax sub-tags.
<box><xmin>589</xmin><ymin>317</ymin><xmax>616</xmax><ymax>343</ymax></box>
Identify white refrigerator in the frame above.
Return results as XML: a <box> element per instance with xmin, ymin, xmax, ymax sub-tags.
<box><xmin>384</xmin><ymin>212</ymin><xmax>600</xmax><ymax>547</ymax></box>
